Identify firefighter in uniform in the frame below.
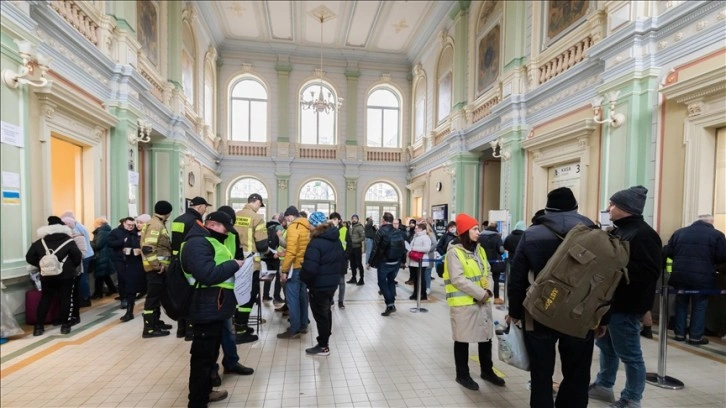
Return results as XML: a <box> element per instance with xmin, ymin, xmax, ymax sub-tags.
<box><xmin>171</xmin><ymin>196</ymin><xmax>210</xmax><ymax>339</ymax></box>
<box><xmin>233</xmin><ymin>193</ymin><xmax>270</xmax><ymax>344</ymax></box>
<box><xmin>140</xmin><ymin>200</ymin><xmax>174</xmax><ymax>338</ymax></box>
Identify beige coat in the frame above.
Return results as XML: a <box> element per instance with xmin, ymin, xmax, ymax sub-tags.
<box><xmin>446</xmin><ymin>243</ymin><xmax>495</xmax><ymax>343</ymax></box>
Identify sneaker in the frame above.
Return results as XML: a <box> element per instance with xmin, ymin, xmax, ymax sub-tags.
<box><xmin>235</xmin><ymin>332</ymin><xmax>259</xmax><ymax>344</ymax></box>
<box><xmin>481</xmin><ymin>370</ymin><xmax>505</xmax><ymax>387</ymax></box>
<box><xmin>588</xmin><ymin>383</ymin><xmax>615</xmax><ymax>403</ymax></box>
<box><xmin>609</xmin><ymin>398</ymin><xmax>641</xmax><ymax>408</ymax></box>
<box><xmin>456</xmin><ymin>376</ymin><xmax>479</xmax><ymax>390</ymax></box>
<box><xmin>276</xmin><ymin>329</ymin><xmax>301</xmax><ymax>339</ymax></box>
<box><xmin>223</xmin><ymin>363</ymin><xmax>254</xmax><ymax>375</ymax></box>
<box><xmin>338</xmin><ymin>302</ymin><xmax>345</xmax><ymax>309</ymax></box>
<box><xmin>346</xmin><ymin>278</ymin><xmax>357</xmax><ymax>284</ymax></box>
<box><xmin>493</xmin><ymin>298</ymin><xmax>504</xmax><ymax>305</ymax></box>
<box><xmin>381</xmin><ymin>306</ymin><xmax>397</xmax><ymax>316</ymax></box>
<box><xmin>210</xmin><ymin>370</ymin><xmax>222</xmax><ymax>387</ymax></box>
<box><xmin>305</xmin><ymin>345</ymin><xmax>330</xmax><ymax>356</ymax></box>
<box><xmin>673</xmin><ymin>335</ymin><xmax>686</xmax><ymax>342</ymax></box>
<box><xmin>208</xmin><ymin>390</ymin><xmax>228</xmax><ymax>403</ymax></box>
<box><xmin>356</xmin><ymin>280</ymin><xmax>365</xmax><ymax>286</ymax></box>
<box><xmin>687</xmin><ymin>337</ymin><xmax>709</xmax><ymax>345</ymax></box>
<box><xmin>273</xmin><ymin>297</ymin><xmax>284</xmax><ymax>304</ymax></box>
<box><xmin>640</xmin><ymin>326</ymin><xmax>653</xmax><ymax>339</ymax></box>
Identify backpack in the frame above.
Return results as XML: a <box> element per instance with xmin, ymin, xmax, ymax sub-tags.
<box><xmin>160</xmin><ymin>255</ymin><xmax>197</xmax><ymax>321</ymax></box>
<box><xmin>384</xmin><ymin>228</ymin><xmax>406</xmax><ymax>262</ymax></box>
<box><xmin>522</xmin><ymin>223</ymin><xmax>630</xmax><ymax>339</ymax></box>
<box><xmin>267</xmin><ymin>225</ymin><xmax>280</xmax><ymax>252</ymax></box>
<box><xmin>39</xmin><ymin>239</ymin><xmax>73</xmax><ymax>277</ymax></box>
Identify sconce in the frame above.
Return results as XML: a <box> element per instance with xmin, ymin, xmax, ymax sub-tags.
<box><xmin>592</xmin><ymin>90</ymin><xmax>625</xmax><ymax>128</ymax></box>
<box><xmin>2</xmin><ymin>40</ymin><xmax>51</xmax><ymax>89</ymax></box>
<box><xmin>490</xmin><ymin>139</ymin><xmax>510</xmax><ymax>160</ymax></box>
<box><xmin>136</xmin><ymin>119</ymin><xmax>152</xmax><ymax>143</ymax></box>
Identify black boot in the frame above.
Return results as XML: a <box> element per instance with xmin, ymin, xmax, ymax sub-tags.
<box><xmin>479</xmin><ymin>341</ymin><xmax>505</xmax><ymax>386</ymax></box>
<box><xmin>141</xmin><ymin>311</ymin><xmax>170</xmax><ymax>338</ymax></box>
<box><xmin>33</xmin><ymin>325</ymin><xmax>44</xmax><ymax>336</ymax></box>
<box><xmin>176</xmin><ymin>319</ymin><xmax>187</xmax><ymax>338</ymax></box>
<box><xmin>120</xmin><ymin>299</ymin><xmax>134</xmax><ymax>322</ymax></box>
<box><xmin>640</xmin><ymin>326</ymin><xmax>653</xmax><ymax>339</ymax></box>
<box><xmin>234</xmin><ymin>310</ymin><xmax>258</xmax><ymax>344</ymax></box>
<box><xmin>154</xmin><ymin>309</ymin><xmax>172</xmax><ymax>330</ymax></box>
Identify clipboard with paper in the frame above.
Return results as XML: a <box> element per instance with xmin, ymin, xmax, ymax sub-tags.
<box><xmin>234</xmin><ymin>256</ymin><xmax>255</xmax><ymax>305</ymax></box>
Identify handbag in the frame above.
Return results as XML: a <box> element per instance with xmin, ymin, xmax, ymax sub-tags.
<box><xmin>497</xmin><ymin>322</ymin><xmax>530</xmax><ymax>371</ymax></box>
<box><xmin>408</xmin><ymin>250</ymin><xmax>425</xmax><ymax>263</ymax></box>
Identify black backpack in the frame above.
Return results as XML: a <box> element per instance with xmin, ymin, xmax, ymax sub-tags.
<box><xmin>385</xmin><ymin>228</ymin><xmax>405</xmax><ymax>262</ymax></box>
<box><xmin>267</xmin><ymin>225</ymin><xmax>280</xmax><ymax>251</ymax></box>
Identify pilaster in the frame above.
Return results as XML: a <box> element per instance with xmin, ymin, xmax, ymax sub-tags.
<box><xmin>109</xmin><ymin>108</ymin><xmax>136</xmax><ymax>223</ymax></box>
<box><xmin>449</xmin><ymin>151</ymin><xmax>480</xmax><ymax>217</ymax></box>
<box><xmin>275</xmin><ymin>175</ymin><xmax>290</xmax><ymax>212</ymax></box>
<box><xmin>275</xmin><ymin>63</ymin><xmax>292</xmax><ymax>143</ymax></box>
<box><xmin>345</xmin><ymin>70</ymin><xmax>360</xmax><ymax>146</ymax></box>
<box><xmin>498</xmin><ymin>129</ymin><xmax>526</xmax><ymax>223</ymax></box>
<box><xmin>149</xmin><ymin>140</ymin><xmax>185</xmax><ymax>217</ymax></box>
<box><xmin>167</xmin><ymin>1</ymin><xmax>182</xmax><ymax>90</ymax></box>
<box><xmin>345</xmin><ymin>177</ymin><xmax>358</xmax><ymax>216</ymax></box>
<box><xmin>451</xmin><ymin>4</ymin><xmax>469</xmax><ymax>112</ymax></box>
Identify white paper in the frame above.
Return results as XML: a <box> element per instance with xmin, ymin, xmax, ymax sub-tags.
<box><xmin>128</xmin><ymin>171</ymin><xmax>139</xmax><ymax>186</ymax></box>
<box><xmin>234</xmin><ymin>257</ymin><xmax>254</xmax><ymax>305</ymax></box>
<box><xmin>0</xmin><ymin>121</ymin><xmax>23</xmax><ymax>148</ymax></box>
<box><xmin>2</xmin><ymin>171</ymin><xmax>20</xmax><ymax>188</ymax></box>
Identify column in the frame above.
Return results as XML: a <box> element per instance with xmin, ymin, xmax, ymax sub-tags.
<box><xmin>450</xmin><ymin>2</ymin><xmax>469</xmax><ymax>111</ymax></box>
<box><xmin>449</xmin><ymin>152</ymin><xmax>480</xmax><ymax>217</ymax></box>
<box><xmin>345</xmin><ymin>70</ymin><xmax>360</xmax><ymax>146</ymax></box>
<box><xmin>498</xmin><ymin>130</ymin><xmax>526</xmax><ymax>223</ymax></box>
<box><xmin>167</xmin><ymin>1</ymin><xmax>182</xmax><ymax>90</ymax></box>
<box><xmin>148</xmin><ymin>140</ymin><xmax>185</xmax><ymax>218</ymax></box>
<box><xmin>108</xmin><ymin>108</ymin><xmax>136</xmax><ymax>222</ymax></box>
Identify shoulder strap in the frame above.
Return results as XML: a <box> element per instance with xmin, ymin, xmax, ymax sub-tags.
<box><xmin>41</xmin><ymin>238</ymin><xmax>73</xmax><ymax>254</ymax></box>
<box><xmin>41</xmin><ymin>238</ymin><xmax>51</xmax><ymax>254</ymax></box>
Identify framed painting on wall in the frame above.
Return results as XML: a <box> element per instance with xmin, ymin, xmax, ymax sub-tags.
<box><xmin>477</xmin><ymin>24</ymin><xmax>501</xmax><ymax>95</ymax></box>
<box><xmin>437</xmin><ymin>71</ymin><xmax>452</xmax><ymax>123</ymax></box>
<box><xmin>137</xmin><ymin>0</ymin><xmax>159</xmax><ymax>67</ymax></box>
<box><xmin>181</xmin><ymin>49</ymin><xmax>194</xmax><ymax>102</ymax></box>
<box><xmin>545</xmin><ymin>0</ymin><xmax>590</xmax><ymax>44</ymax></box>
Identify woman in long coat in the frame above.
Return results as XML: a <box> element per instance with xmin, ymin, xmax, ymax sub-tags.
<box><xmin>90</xmin><ymin>217</ymin><xmax>115</xmax><ymax>298</ymax></box>
<box><xmin>107</xmin><ymin>217</ymin><xmax>145</xmax><ymax>321</ymax></box>
<box><xmin>444</xmin><ymin>213</ymin><xmax>505</xmax><ymax>391</ymax></box>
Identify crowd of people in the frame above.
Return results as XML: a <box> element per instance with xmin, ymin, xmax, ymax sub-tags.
<box><xmin>24</xmin><ymin>185</ymin><xmax>725</xmax><ymax>408</ymax></box>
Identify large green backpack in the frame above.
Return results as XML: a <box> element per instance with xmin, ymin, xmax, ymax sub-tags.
<box><xmin>523</xmin><ymin>223</ymin><xmax>630</xmax><ymax>338</ymax></box>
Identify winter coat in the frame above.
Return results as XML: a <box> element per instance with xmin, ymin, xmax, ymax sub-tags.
<box><xmin>369</xmin><ymin>223</ymin><xmax>406</xmax><ymax>268</ymax></box>
<box><xmin>171</xmin><ymin>207</ymin><xmax>204</xmax><ymax>255</ymax></box>
<box><xmin>364</xmin><ymin>220</ymin><xmax>377</xmax><ymax>240</ymax></box>
<box><xmin>263</xmin><ymin>220</ymin><xmax>281</xmax><ymax>270</ymax></box>
<box><xmin>508</xmin><ymin>210</ymin><xmax>596</xmax><ymax>322</ymax></box>
<box><xmin>107</xmin><ymin>225</ymin><xmax>132</xmax><ymax>263</ymax></box>
<box><xmin>609</xmin><ymin>215</ymin><xmax>662</xmax><ymax>315</ymax></box>
<box><xmin>350</xmin><ymin>221</ymin><xmax>365</xmax><ymax>248</ymax></box>
<box><xmin>181</xmin><ymin>222</ymin><xmax>240</xmax><ymax>324</ymax></box>
<box><xmin>111</xmin><ymin>227</ymin><xmax>146</xmax><ymax>293</ymax></box>
<box><xmin>406</xmin><ymin>232</ymin><xmax>432</xmax><ymax>268</ymax></box>
<box><xmin>26</xmin><ymin>224</ymin><xmax>83</xmax><ymax>281</ymax></box>
<box><xmin>301</xmin><ymin>224</ymin><xmax>346</xmax><ymax>291</ymax></box>
<box><xmin>445</xmin><ymin>243</ymin><xmax>495</xmax><ymax>342</ymax></box>
<box><xmin>478</xmin><ymin>228</ymin><xmax>505</xmax><ymax>273</ymax></box>
<box><xmin>436</xmin><ymin>231</ymin><xmax>457</xmax><ymax>256</ymax></box>
<box><xmin>90</xmin><ymin>223</ymin><xmax>114</xmax><ymax>277</ymax></box>
<box><xmin>281</xmin><ymin>217</ymin><xmax>311</xmax><ymax>273</ymax></box>
<box><xmin>666</xmin><ymin>220</ymin><xmax>726</xmax><ymax>290</ymax></box>
<box><xmin>503</xmin><ymin>230</ymin><xmax>524</xmax><ymax>259</ymax></box>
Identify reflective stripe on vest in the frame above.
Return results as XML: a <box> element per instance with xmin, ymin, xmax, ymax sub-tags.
<box><xmin>180</xmin><ymin>238</ymin><xmax>234</xmax><ymax>289</ymax></box>
<box><xmin>666</xmin><ymin>257</ymin><xmax>673</xmax><ymax>273</ymax></box>
<box><xmin>443</xmin><ymin>246</ymin><xmax>489</xmax><ymax>307</ymax></box>
<box><xmin>339</xmin><ymin>226</ymin><xmax>347</xmax><ymax>250</ymax></box>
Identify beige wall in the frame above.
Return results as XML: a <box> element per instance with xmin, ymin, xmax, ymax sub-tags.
<box><xmin>658</xmin><ymin>99</ymin><xmax>687</xmax><ymax>238</ymax></box>
<box><xmin>481</xmin><ymin>160</ymin><xmax>501</xmax><ymax>221</ymax></box>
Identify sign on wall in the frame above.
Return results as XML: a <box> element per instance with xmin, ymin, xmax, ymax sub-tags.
<box><xmin>548</xmin><ymin>161</ymin><xmax>581</xmax><ymax>203</ymax></box>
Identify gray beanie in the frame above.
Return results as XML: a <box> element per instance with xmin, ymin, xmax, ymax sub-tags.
<box><xmin>610</xmin><ymin>185</ymin><xmax>648</xmax><ymax>216</ymax></box>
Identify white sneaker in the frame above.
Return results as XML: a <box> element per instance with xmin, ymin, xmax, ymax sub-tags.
<box><xmin>588</xmin><ymin>383</ymin><xmax>615</xmax><ymax>403</ymax></box>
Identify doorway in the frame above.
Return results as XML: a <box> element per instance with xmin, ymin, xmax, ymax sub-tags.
<box><xmin>51</xmin><ymin>135</ymin><xmax>83</xmax><ymax>217</ymax></box>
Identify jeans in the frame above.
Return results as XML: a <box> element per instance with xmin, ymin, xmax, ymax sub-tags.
<box><xmin>220</xmin><ymin>317</ymin><xmax>239</xmax><ymax>369</ymax></box>
<box><xmin>337</xmin><ymin>275</ymin><xmax>346</xmax><ymax>303</ymax></box>
<box><xmin>80</xmin><ymin>257</ymin><xmax>92</xmax><ymax>300</ymax></box>
<box><xmin>377</xmin><ymin>262</ymin><xmax>400</xmax><ymax>306</ymax></box>
<box><xmin>524</xmin><ymin>323</ymin><xmax>594</xmax><ymax>408</ymax></box>
<box><xmin>674</xmin><ymin>293</ymin><xmax>709</xmax><ymax>340</ymax></box>
<box><xmin>188</xmin><ymin>320</ymin><xmax>223</xmax><ymax>408</ymax></box>
<box><xmin>424</xmin><ymin>266</ymin><xmax>432</xmax><ymax>290</ymax></box>
<box><xmin>365</xmin><ymin>238</ymin><xmax>373</xmax><ymax>264</ymax></box>
<box><xmin>309</xmin><ymin>289</ymin><xmax>336</xmax><ymax>347</ymax></box>
<box><xmin>595</xmin><ymin>313</ymin><xmax>646</xmax><ymax>403</ymax></box>
<box><xmin>285</xmin><ymin>270</ymin><xmax>308</xmax><ymax>333</ymax></box>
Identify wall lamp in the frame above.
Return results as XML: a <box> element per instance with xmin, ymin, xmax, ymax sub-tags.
<box><xmin>2</xmin><ymin>40</ymin><xmax>51</xmax><ymax>89</ymax></box>
<box><xmin>490</xmin><ymin>139</ymin><xmax>510</xmax><ymax>160</ymax></box>
<box><xmin>592</xmin><ymin>90</ymin><xmax>625</xmax><ymax>128</ymax></box>
<box><xmin>136</xmin><ymin>119</ymin><xmax>152</xmax><ymax>143</ymax></box>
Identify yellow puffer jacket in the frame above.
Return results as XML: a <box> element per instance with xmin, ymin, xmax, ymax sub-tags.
<box><xmin>281</xmin><ymin>217</ymin><xmax>311</xmax><ymax>273</ymax></box>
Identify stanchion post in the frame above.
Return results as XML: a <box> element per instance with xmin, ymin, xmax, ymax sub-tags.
<box><xmin>646</xmin><ymin>268</ymin><xmax>684</xmax><ymax>390</ymax></box>
<box><xmin>502</xmin><ymin>259</ymin><xmax>509</xmax><ymax>307</ymax></box>
<box><xmin>410</xmin><ymin>258</ymin><xmax>428</xmax><ymax>313</ymax></box>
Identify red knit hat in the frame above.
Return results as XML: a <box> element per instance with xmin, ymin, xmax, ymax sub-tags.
<box><xmin>455</xmin><ymin>213</ymin><xmax>478</xmax><ymax>236</ymax></box>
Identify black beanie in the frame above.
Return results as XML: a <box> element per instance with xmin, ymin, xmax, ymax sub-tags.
<box><xmin>154</xmin><ymin>200</ymin><xmax>173</xmax><ymax>215</ymax></box>
<box><xmin>47</xmin><ymin>216</ymin><xmax>64</xmax><ymax>226</ymax></box>
<box><xmin>610</xmin><ymin>185</ymin><xmax>647</xmax><ymax>216</ymax></box>
<box><xmin>545</xmin><ymin>187</ymin><xmax>578</xmax><ymax>212</ymax></box>
<box><xmin>284</xmin><ymin>206</ymin><xmax>300</xmax><ymax>217</ymax></box>
<box><xmin>217</xmin><ymin>205</ymin><xmax>236</xmax><ymax>221</ymax></box>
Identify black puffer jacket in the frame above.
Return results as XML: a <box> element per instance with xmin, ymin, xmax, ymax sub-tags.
<box><xmin>478</xmin><ymin>228</ymin><xmax>505</xmax><ymax>273</ymax></box>
<box><xmin>26</xmin><ymin>224</ymin><xmax>83</xmax><ymax>281</ymax></box>
<box><xmin>666</xmin><ymin>220</ymin><xmax>726</xmax><ymax>289</ymax></box>
<box><xmin>436</xmin><ymin>231</ymin><xmax>457</xmax><ymax>255</ymax></box>
<box><xmin>508</xmin><ymin>211</ymin><xmax>595</xmax><ymax>321</ymax></box>
<box><xmin>609</xmin><ymin>215</ymin><xmax>662</xmax><ymax>314</ymax></box>
<box><xmin>171</xmin><ymin>207</ymin><xmax>204</xmax><ymax>254</ymax></box>
<box><xmin>107</xmin><ymin>225</ymin><xmax>137</xmax><ymax>263</ymax></box>
<box><xmin>181</xmin><ymin>222</ymin><xmax>240</xmax><ymax>324</ymax></box>
<box><xmin>503</xmin><ymin>229</ymin><xmax>524</xmax><ymax>258</ymax></box>
<box><xmin>301</xmin><ymin>224</ymin><xmax>345</xmax><ymax>291</ymax></box>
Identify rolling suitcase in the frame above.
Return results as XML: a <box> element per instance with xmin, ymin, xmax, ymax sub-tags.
<box><xmin>25</xmin><ymin>289</ymin><xmax>60</xmax><ymax>325</ymax></box>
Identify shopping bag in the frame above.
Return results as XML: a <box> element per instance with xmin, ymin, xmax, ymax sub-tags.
<box><xmin>497</xmin><ymin>322</ymin><xmax>530</xmax><ymax>371</ymax></box>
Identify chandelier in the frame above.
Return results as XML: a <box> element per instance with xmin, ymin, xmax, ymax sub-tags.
<box><xmin>300</xmin><ymin>12</ymin><xmax>343</xmax><ymax>114</ymax></box>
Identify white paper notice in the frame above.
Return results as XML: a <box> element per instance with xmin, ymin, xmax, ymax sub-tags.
<box><xmin>0</xmin><ymin>121</ymin><xmax>24</xmax><ymax>148</ymax></box>
<box><xmin>234</xmin><ymin>257</ymin><xmax>254</xmax><ymax>305</ymax></box>
<box><xmin>128</xmin><ymin>171</ymin><xmax>139</xmax><ymax>186</ymax></box>
<box><xmin>2</xmin><ymin>171</ymin><xmax>20</xmax><ymax>188</ymax></box>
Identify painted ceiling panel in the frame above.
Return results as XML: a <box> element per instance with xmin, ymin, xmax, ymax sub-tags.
<box><xmin>268</xmin><ymin>1</ymin><xmax>293</xmax><ymax>40</ymax></box>
<box><xmin>346</xmin><ymin>1</ymin><xmax>381</xmax><ymax>47</ymax></box>
<box><xmin>375</xmin><ymin>1</ymin><xmax>431</xmax><ymax>51</ymax></box>
<box><xmin>222</xmin><ymin>1</ymin><xmax>261</xmax><ymax>38</ymax></box>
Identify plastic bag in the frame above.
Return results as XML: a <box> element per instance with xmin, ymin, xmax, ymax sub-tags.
<box><xmin>28</xmin><ymin>265</ymin><xmax>41</xmax><ymax>291</ymax></box>
<box><xmin>0</xmin><ymin>282</ymin><xmax>24</xmax><ymax>338</ymax></box>
<box><xmin>497</xmin><ymin>322</ymin><xmax>530</xmax><ymax>371</ymax></box>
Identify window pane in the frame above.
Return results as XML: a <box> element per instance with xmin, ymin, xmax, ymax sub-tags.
<box><xmin>367</xmin><ymin>108</ymin><xmax>382</xmax><ymax>147</ymax></box>
<box><xmin>368</xmin><ymin>89</ymin><xmax>399</xmax><ymax>108</ymax></box>
<box><xmin>230</xmin><ymin>178</ymin><xmax>267</xmax><ymax>199</ymax></box>
<box><xmin>250</xmin><ymin>101</ymin><xmax>267</xmax><ymax>142</ymax></box>
<box><xmin>232</xmin><ymin>80</ymin><xmax>266</xmax><ymax>99</ymax></box>
<box><xmin>301</xmin><ymin>109</ymin><xmax>316</xmax><ymax>144</ymax></box>
<box><xmin>299</xmin><ymin>180</ymin><xmax>335</xmax><ymax>200</ymax></box>
<box><xmin>231</xmin><ymin>100</ymin><xmax>250</xmax><ymax>141</ymax></box>
<box><xmin>383</xmin><ymin>109</ymin><xmax>399</xmax><ymax>148</ymax></box>
<box><xmin>415</xmin><ymin>95</ymin><xmax>425</xmax><ymax>142</ymax></box>
<box><xmin>319</xmin><ymin>112</ymin><xmax>335</xmax><ymax>145</ymax></box>
<box><xmin>365</xmin><ymin>183</ymin><xmax>398</xmax><ymax>201</ymax></box>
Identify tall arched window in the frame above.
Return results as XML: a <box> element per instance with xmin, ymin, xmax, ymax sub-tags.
<box><xmin>203</xmin><ymin>59</ymin><xmax>215</xmax><ymax>129</ymax></box>
<box><xmin>364</xmin><ymin>182</ymin><xmax>400</xmax><ymax>223</ymax></box>
<box><xmin>298</xmin><ymin>180</ymin><xmax>336</xmax><ymax>215</ymax></box>
<box><xmin>436</xmin><ymin>45</ymin><xmax>454</xmax><ymax>123</ymax></box>
<box><xmin>229</xmin><ymin>77</ymin><xmax>268</xmax><ymax>142</ymax></box>
<box><xmin>300</xmin><ymin>81</ymin><xmax>337</xmax><ymax>145</ymax></box>
<box><xmin>228</xmin><ymin>177</ymin><xmax>268</xmax><ymax>218</ymax></box>
<box><xmin>413</xmin><ymin>76</ymin><xmax>426</xmax><ymax>145</ymax></box>
<box><xmin>181</xmin><ymin>20</ymin><xmax>196</xmax><ymax>106</ymax></box>
<box><xmin>366</xmin><ymin>87</ymin><xmax>401</xmax><ymax>148</ymax></box>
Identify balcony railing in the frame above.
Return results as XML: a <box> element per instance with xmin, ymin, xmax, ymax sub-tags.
<box><xmin>538</xmin><ymin>36</ymin><xmax>592</xmax><ymax>85</ymax></box>
<box><xmin>50</xmin><ymin>0</ymin><xmax>100</xmax><ymax>46</ymax></box>
<box><xmin>365</xmin><ymin>148</ymin><xmax>402</xmax><ymax>162</ymax></box>
<box><xmin>227</xmin><ymin>142</ymin><xmax>268</xmax><ymax>157</ymax></box>
<box><xmin>299</xmin><ymin>146</ymin><xmax>337</xmax><ymax>160</ymax></box>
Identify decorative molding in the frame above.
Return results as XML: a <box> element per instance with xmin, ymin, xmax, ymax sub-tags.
<box><xmin>522</xmin><ymin>119</ymin><xmax>597</xmax><ymax>151</ymax></box>
<box><xmin>537</xmin><ymin>36</ymin><xmax>592</xmax><ymax>85</ymax></box>
<box><xmin>687</xmin><ymin>101</ymin><xmax>703</xmax><ymax>117</ymax></box>
<box><xmin>660</xmin><ymin>65</ymin><xmax>726</xmax><ymax>104</ymax></box>
<box><xmin>50</xmin><ymin>0</ymin><xmax>100</xmax><ymax>45</ymax></box>
<box><xmin>346</xmin><ymin>180</ymin><xmax>356</xmax><ymax>191</ymax></box>
<box><xmin>277</xmin><ymin>179</ymin><xmax>288</xmax><ymax>191</ymax></box>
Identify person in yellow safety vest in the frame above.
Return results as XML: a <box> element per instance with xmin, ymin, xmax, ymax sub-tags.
<box><xmin>139</xmin><ymin>201</ymin><xmax>174</xmax><ymax>338</ymax></box>
<box><xmin>443</xmin><ymin>213</ymin><xmax>505</xmax><ymax>391</ymax></box>
<box><xmin>180</xmin><ymin>211</ymin><xmax>246</xmax><ymax>406</ymax></box>
<box><xmin>329</xmin><ymin>212</ymin><xmax>352</xmax><ymax>309</ymax></box>
<box><xmin>233</xmin><ymin>193</ymin><xmax>270</xmax><ymax>344</ymax></box>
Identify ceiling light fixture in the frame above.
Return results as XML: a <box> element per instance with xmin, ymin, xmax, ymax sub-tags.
<box><xmin>300</xmin><ymin>10</ymin><xmax>343</xmax><ymax>114</ymax></box>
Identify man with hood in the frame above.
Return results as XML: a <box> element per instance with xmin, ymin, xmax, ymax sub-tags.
<box><xmin>508</xmin><ymin>187</ymin><xmax>602</xmax><ymax>408</ymax></box>
<box><xmin>278</xmin><ymin>205</ymin><xmax>311</xmax><ymax>338</ymax></box>
<box><xmin>348</xmin><ymin>214</ymin><xmax>365</xmax><ymax>285</ymax></box>
<box><xmin>181</xmin><ymin>211</ymin><xmax>244</xmax><ymax>407</ymax></box>
<box><xmin>477</xmin><ymin>224</ymin><xmax>505</xmax><ymax>304</ymax></box>
<box><xmin>301</xmin><ymin>212</ymin><xmax>345</xmax><ymax>356</ymax></box>
<box><xmin>140</xmin><ymin>200</ymin><xmax>174</xmax><ymax>338</ymax></box>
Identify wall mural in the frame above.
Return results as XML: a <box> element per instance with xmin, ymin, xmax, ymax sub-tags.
<box><xmin>477</xmin><ymin>24</ymin><xmax>500</xmax><ymax>94</ymax></box>
<box><xmin>546</xmin><ymin>0</ymin><xmax>589</xmax><ymax>42</ymax></box>
<box><xmin>137</xmin><ymin>0</ymin><xmax>158</xmax><ymax>67</ymax></box>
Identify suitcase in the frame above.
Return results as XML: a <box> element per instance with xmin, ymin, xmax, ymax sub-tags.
<box><xmin>25</xmin><ymin>289</ymin><xmax>60</xmax><ymax>325</ymax></box>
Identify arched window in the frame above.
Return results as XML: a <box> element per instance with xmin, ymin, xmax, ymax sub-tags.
<box><xmin>229</xmin><ymin>77</ymin><xmax>268</xmax><ymax>142</ymax></box>
<box><xmin>364</xmin><ymin>182</ymin><xmax>400</xmax><ymax>223</ymax></box>
<box><xmin>228</xmin><ymin>177</ymin><xmax>268</xmax><ymax>218</ymax></box>
<box><xmin>203</xmin><ymin>59</ymin><xmax>215</xmax><ymax>129</ymax></box>
<box><xmin>366</xmin><ymin>87</ymin><xmax>401</xmax><ymax>148</ymax></box>
<box><xmin>298</xmin><ymin>180</ymin><xmax>336</xmax><ymax>216</ymax></box>
<box><xmin>436</xmin><ymin>45</ymin><xmax>453</xmax><ymax>124</ymax></box>
<box><xmin>413</xmin><ymin>76</ymin><xmax>426</xmax><ymax>145</ymax></box>
<box><xmin>300</xmin><ymin>81</ymin><xmax>337</xmax><ymax>145</ymax></box>
<box><xmin>181</xmin><ymin>20</ymin><xmax>196</xmax><ymax>106</ymax></box>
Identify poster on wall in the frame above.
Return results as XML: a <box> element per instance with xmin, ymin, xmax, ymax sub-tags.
<box><xmin>431</xmin><ymin>204</ymin><xmax>448</xmax><ymax>238</ymax></box>
<box><xmin>548</xmin><ymin>161</ymin><xmax>581</xmax><ymax>204</ymax></box>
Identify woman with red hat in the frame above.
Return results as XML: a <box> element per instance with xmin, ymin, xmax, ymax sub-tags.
<box><xmin>444</xmin><ymin>213</ymin><xmax>505</xmax><ymax>391</ymax></box>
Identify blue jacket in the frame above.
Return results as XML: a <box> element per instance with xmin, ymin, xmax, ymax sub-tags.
<box><xmin>181</xmin><ymin>222</ymin><xmax>240</xmax><ymax>324</ymax></box>
<box><xmin>301</xmin><ymin>224</ymin><xmax>345</xmax><ymax>291</ymax></box>
<box><xmin>666</xmin><ymin>220</ymin><xmax>726</xmax><ymax>290</ymax></box>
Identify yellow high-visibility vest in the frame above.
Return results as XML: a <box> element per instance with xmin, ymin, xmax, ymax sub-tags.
<box><xmin>443</xmin><ymin>245</ymin><xmax>490</xmax><ymax>307</ymax></box>
<box><xmin>180</xmin><ymin>237</ymin><xmax>234</xmax><ymax>289</ymax></box>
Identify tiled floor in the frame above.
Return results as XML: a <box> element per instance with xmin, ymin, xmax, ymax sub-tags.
<box><xmin>1</xmin><ymin>270</ymin><xmax>724</xmax><ymax>408</ymax></box>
